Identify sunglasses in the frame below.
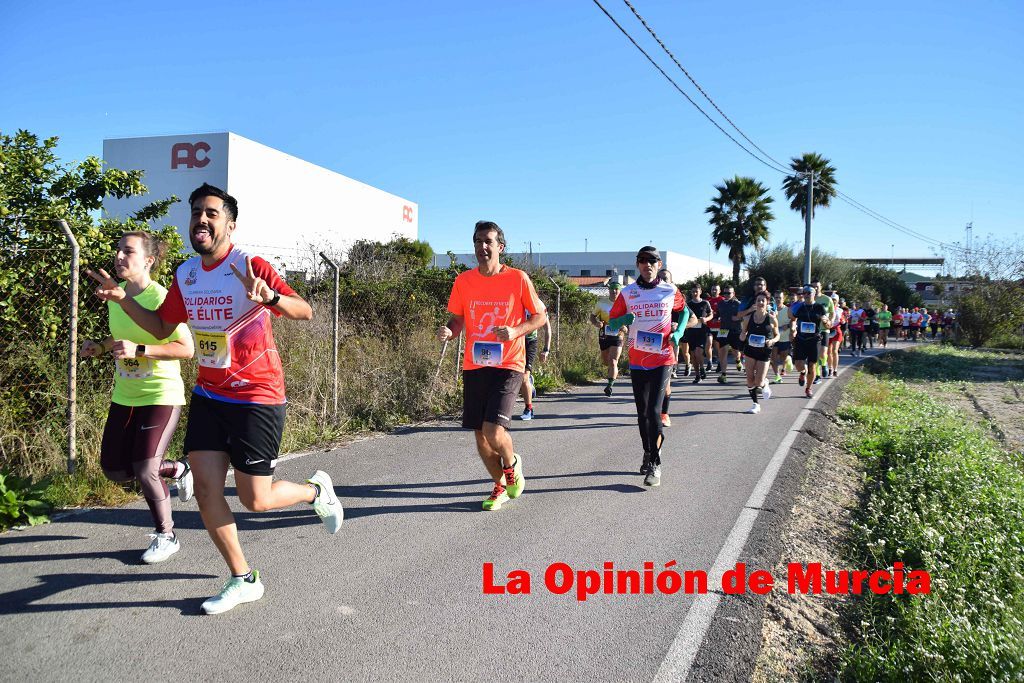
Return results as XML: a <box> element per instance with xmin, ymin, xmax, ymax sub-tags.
<box><xmin>637</xmin><ymin>257</ymin><xmax>659</xmax><ymax>265</ymax></box>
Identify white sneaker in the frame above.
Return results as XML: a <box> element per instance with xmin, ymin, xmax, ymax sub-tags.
<box><xmin>308</xmin><ymin>470</ymin><xmax>344</xmax><ymax>533</ymax></box>
<box><xmin>176</xmin><ymin>461</ymin><xmax>194</xmax><ymax>502</ymax></box>
<box><xmin>201</xmin><ymin>571</ymin><xmax>265</xmax><ymax>615</ymax></box>
<box><xmin>762</xmin><ymin>386</ymin><xmax>772</xmax><ymax>400</ymax></box>
<box><xmin>141</xmin><ymin>532</ymin><xmax>179</xmax><ymax>564</ymax></box>
<box><xmin>746</xmin><ymin>403</ymin><xmax>761</xmax><ymax>414</ymax></box>
<box><xmin>643</xmin><ymin>465</ymin><xmax>661</xmax><ymax>487</ymax></box>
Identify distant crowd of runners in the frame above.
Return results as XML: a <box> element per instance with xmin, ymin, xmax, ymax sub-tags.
<box><xmin>81</xmin><ymin>196</ymin><xmax>958</xmax><ymax>614</ymax></box>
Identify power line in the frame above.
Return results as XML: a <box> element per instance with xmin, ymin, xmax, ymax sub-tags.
<box><xmin>621</xmin><ymin>0</ymin><xmax>790</xmax><ymax>172</ymax></box>
<box><xmin>590</xmin><ymin>0</ymin><xmax>791</xmax><ymax>176</ymax></box>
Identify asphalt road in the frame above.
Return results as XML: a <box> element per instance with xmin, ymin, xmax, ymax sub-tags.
<box><xmin>0</xmin><ymin>348</ymin><xmax>884</xmax><ymax>682</ymax></box>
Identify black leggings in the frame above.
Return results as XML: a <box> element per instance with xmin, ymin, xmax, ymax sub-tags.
<box><xmin>631</xmin><ymin>365</ymin><xmax>672</xmax><ymax>463</ymax></box>
<box><xmin>850</xmin><ymin>330</ymin><xmax>865</xmax><ymax>350</ymax></box>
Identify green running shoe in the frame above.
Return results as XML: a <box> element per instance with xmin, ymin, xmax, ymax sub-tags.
<box><xmin>482</xmin><ymin>483</ymin><xmax>510</xmax><ymax>511</ymax></box>
<box><xmin>201</xmin><ymin>570</ymin><xmax>265</xmax><ymax>615</ymax></box>
<box><xmin>503</xmin><ymin>455</ymin><xmax>525</xmax><ymax>499</ymax></box>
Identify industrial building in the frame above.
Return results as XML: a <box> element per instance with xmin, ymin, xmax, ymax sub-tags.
<box><xmin>102</xmin><ymin>132</ymin><xmax>418</xmax><ymax>269</ymax></box>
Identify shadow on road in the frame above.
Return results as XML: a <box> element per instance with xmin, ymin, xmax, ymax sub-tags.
<box><xmin>0</xmin><ymin>572</ymin><xmax>218</xmax><ymax>615</ymax></box>
<box><xmin>0</xmin><ymin>534</ymin><xmax>86</xmax><ymax>546</ymax></box>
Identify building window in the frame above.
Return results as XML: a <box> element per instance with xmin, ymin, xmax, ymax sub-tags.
<box><xmin>580</xmin><ymin>269</ymin><xmax>591</xmax><ymax>276</ymax></box>
<box><xmin>606</xmin><ymin>269</ymin><xmax>616</xmax><ymax>276</ymax></box>
<box><xmin>625</xmin><ymin>269</ymin><xmax>636</xmax><ymax>277</ymax></box>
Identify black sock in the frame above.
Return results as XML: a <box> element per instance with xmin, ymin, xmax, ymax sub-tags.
<box><xmin>308</xmin><ymin>482</ymin><xmax>321</xmax><ymax>502</ymax></box>
<box><xmin>233</xmin><ymin>570</ymin><xmax>255</xmax><ymax>582</ymax></box>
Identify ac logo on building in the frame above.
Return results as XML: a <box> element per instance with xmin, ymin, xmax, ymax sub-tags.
<box><xmin>402</xmin><ymin>205</ymin><xmax>414</xmax><ymax>223</ymax></box>
<box><xmin>171</xmin><ymin>142</ymin><xmax>211</xmax><ymax>169</ymax></box>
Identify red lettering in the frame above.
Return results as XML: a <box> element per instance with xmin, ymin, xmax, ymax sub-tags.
<box><xmin>869</xmin><ymin>570</ymin><xmax>891</xmax><ymax>594</ymax></box>
<box><xmin>851</xmin><ymin>570</ymin><xmax>870</xmax><ymax>594</ymax></box>
<box><xmin>749</xmin><ymin>570</ymin><xmax>773</xmax><ymax>595</ymax></box>
<box><xmin>544</xmin><ymin>563</ymin><xmax>573</xmax><ymax>595</ymax></box>
<box><xmin>788</xmin><ymin>562</ymin><xmax>822</xmax><ymax>594</ymax></box>
<box><xmin>482</xmin><ymin>563</ymin><xmax>503</xmax><ymax>594</ymax></box>
<box><xmin>722</xmin><ymin>562</ymin><xmax>747</xmax><ymax>594</ymax></box>
<box><xmin>171</xmin><ymin>141</ymin><xmax>212</xmax><ymax>169</ymax></box>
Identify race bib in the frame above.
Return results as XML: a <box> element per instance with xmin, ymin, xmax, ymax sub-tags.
<box><xmin>635</xmin><ymin>330</ymin><xmax>663</xmax><ymax>353</ymax></box>
<box><xmin>717</xmin><ymin>328</ymin><xmax>729</xmax><ymax>338</ymax></box>
<box><xmin>748</xmin><ymin>334</ymin><xmax>766</xmax><ymax>348</ymax></box>
<box><xmin>604</xmin><ymin>325</ymin><xmax>617</xmax><ymax>336</ymax></box>
<box><xmin>472</xmin><ymin>341</ymin><xmax>504</xmax><ymax>367</ymax></box>
<box><xmin>799</xmin><ymin>321</ymin><xmax>817</xmax><ymax>334</ymax></box>
<box><xmin>195</xmin><ymin>330</ymin><xmax>231</xmax><ymax>369</ymax></box>
<box><xmin>116</xmin><ymin>356</ymin><xmax>153</xmax><ymax>379</ymax></box>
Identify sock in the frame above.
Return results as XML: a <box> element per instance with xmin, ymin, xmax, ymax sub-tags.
<box><xmin>525</xmin><ymin>402</ymin><xmax>532</xmax><ymax>410</ymax></box>
<box><xmin>308</xmin><ymin>482</ymin><xmax>321</xmax><ymax>502</ymax></box>
<box><xmin>749</xmin><ymin>388</ymin><xmax>759</xmax><ymax>403</ymax></box>
<box><xmin>233</xmin><ymin>570</ymin><xmax>255</xmax><ymax>582</ymax></box>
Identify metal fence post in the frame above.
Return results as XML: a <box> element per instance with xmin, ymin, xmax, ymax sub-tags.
<box><xmin>319</xmin><ymin>252</ymin><xmax>340</xmax><ymax>420</ymax></box>
<box><xmin>59</xmin><ymin>220</ymin><xmax>79</xmax><ymax>474</ymax></box>
<box><xmin>548</xmin><ymin>276</ymin><xmax>561</xmax><ymax>354</ymax></box>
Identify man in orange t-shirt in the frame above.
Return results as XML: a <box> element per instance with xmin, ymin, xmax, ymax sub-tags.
<box><xmin>439</xmin><ymin>221</ymin><xmax>548</xmax><ymax>511</ymax></box>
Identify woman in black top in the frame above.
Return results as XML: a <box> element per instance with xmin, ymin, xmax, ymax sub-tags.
<box><xmin>739</xmin><ymin>293</ymin><xmax>780</xmax><ymax>414</ymax></box>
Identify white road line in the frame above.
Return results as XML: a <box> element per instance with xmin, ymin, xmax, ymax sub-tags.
<box><xmin>653</xmin><ymin>352</ymin><xmax>875</xmax><ymax>683</ymax></box>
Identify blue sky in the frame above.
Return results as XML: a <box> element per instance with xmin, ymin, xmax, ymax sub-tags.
<box><xmin>2</xmin><ymin>0</ymin><xmax>1021</xmax><ymax>273</ymax></box>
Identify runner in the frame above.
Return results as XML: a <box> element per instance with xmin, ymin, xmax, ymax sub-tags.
<box><xmin>901</xmin><ymin>306</ymin><xmax>912</xmax><ymax>340</ymax></box>
<box><xmin>591</xmin><ymin>281</ymin><xmax>625</xmax><ymax>397</ymax></box>
<box><xmin>927</xmin><ymin>308</ymin><xmax>939</xmax><ymax>339</ymax></box>
<box><xmin>81</xmin><ymin>231</ymin><xmax>194</xmax><ymax>564</ymax></box>
<box><xmin>681</xmin><ymin>284</ymin><xmax>713</xmax><ymax>384</ymax></box>
<box><xmin>770</xmin><ymin>290</ymin><xmax>792</xmax><ymax>383</ymax></box>
<box><xmin>606</xmin><ymin>246</ymin><xmax>687</xmax><ymax>487</ymax></box>
<box><xmin>877</xmin><ymin>303</ymin><xmax>892</xmax><ymax>347</ymax></box>
<box><xmin>848</xmin><ymin>301</ymin><xmax>866</xmax><ymax>356</ymax></box>
<box><xmin>810</xmin><ymin>280</ymin><xmax>835</xmax><ymax>379</ymax></box>
<box><xmin>705</xmin><ymin>284</ymin><xmax>724</xmax><ymax>372</ymax></box>
<box><xmin>790</xmin><ymin>286</ymin><xmax>829</xmax><ymax>398</ymax></box>
<box><xmin>714</xmin><ymin>285</ymin><xmax>743</xmax><ymax>383</ymax></box>
<box><xmin>826</xmin><ymin>294</ymin><xmax>846</xmax><ymax>378</ymax></box>
<box><xmin>739</xmin><ymin>292</ymin><xmax>779</xmax><ymax>414</ymax></box>
<box><xmin>942</xmin><ymin>308</ymin><xmax>956</xmax><ymax>338</ymax></box>
<box><xmin>88</xmin><ymin>183</ymin><xmax>342</xmax><ymax>615</ymax></box>
<box><xmin>517</xmin><ymin>312</ymin><xmax>551</xmax><ymax>420</ymax></box>
<box><xmin>865</xmin><ymin>302</ymin><xmax>878</xmax><ymax>348</ymax></box>
<box><xmin>439</xmin><ymin>220</ymin><xmax>547</xmax><ymax>511</ymax></box>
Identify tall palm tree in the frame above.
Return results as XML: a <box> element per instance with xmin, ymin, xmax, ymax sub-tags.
<box><xmin>705</xmin><ymin>176</ymin><xmax>775</xmax><ymax>285</ymax></box>
<box><xmin>782</xmin><ymin>152</ymin><xmax>837</xmax><ymax>219</ymax></box>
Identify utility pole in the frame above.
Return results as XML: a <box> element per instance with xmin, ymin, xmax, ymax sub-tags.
<box><xmin>802</xmin><ymin>172</ymin><xmax>814</xmax><ymax>284</ymax></box>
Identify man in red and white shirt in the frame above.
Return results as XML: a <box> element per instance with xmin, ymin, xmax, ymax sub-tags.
<box><xmin>88</xmin><ymin>183</ymin><xmax>342</xmax><ymax>615</ymax></box>
<box><xmin>608</xmin><ymin>246</ymin><xmax>686</xmax><ymax>487</ymax></box>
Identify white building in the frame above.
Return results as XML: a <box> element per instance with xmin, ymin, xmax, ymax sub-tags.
<box><xmin>451</xmin><ymin>250</ymin><xmax>739</xmax><ymax>284</ymax></box>
<box><xmin>102</xmin><ymin>132</ymin><xmax>418</xmax><ymax>269</ymax></box>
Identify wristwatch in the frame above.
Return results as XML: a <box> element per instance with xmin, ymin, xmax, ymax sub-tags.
<box><xmin>136</xmin><ymin>344</ymin><xmax>147</xmax><ymax>357</ymax></box>
<box><xmin>264</xmin><ymin>289</ymin><xmax>282</xmax><ymax>307</ymax></box>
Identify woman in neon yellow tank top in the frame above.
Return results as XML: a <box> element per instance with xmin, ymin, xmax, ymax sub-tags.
<box><xmin>80</xmin><ymin>232</ymin><xmax>194</xmax><ymax>564</ymax></box>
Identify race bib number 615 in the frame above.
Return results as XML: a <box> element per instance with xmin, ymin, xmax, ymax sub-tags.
<box><xmin>195</xmin><ymin>330</ymin><xmax>231</xmax><ymax>368</ymax></box>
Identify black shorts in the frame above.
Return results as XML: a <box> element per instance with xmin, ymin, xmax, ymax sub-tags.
<box><xmin>743</xmin><ymin>345</ymin><xmax>771</xmax><ymax>363</ymax></box>
<box><xmin>682</xmin><ymin>327</ymin><xmax>706</xmax><ymax>349</ymax></box>
<box><xmin>525</xmin><ymin>338</ymin><xmax>538</xmax><ymax>372</ymax></box>
<box><xmin>183</xmin><ymin>393</ymin><xmax>286</xmax><ymax>477</ymax></box>
<box><xmin>793</xmin><ymin>337</ymin><xmax>820</xmax><ymax>363</ymax></box>
<box><xmin>599</xmin><ymin>334</ymin><xmax>623</xmax><ymax>350</ymax></box>
<box><xmin>775</xmin><ymin>341</ymin><xmax>792</xmax><ymax>352</ymax></box>
<box><xmin>714</xmin><ymin>329</ymin><xmax>742</xmax><ymax>349</ymax></box>
<box><xmin>462</xmin><ymin>368</ymin><xmax>523</xmax><ymax>431</ymax></box>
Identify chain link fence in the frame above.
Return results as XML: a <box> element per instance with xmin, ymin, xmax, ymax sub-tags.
<box><xmin>0</xmin><ymin>228</ymin><xmax>598</xmax><ymax>482</ymax></box>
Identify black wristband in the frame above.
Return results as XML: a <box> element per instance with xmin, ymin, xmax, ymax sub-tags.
<box><xmin>264</xmin><ymin>290</ymin><xmax>282</xmax><ymax>307</ymax></box>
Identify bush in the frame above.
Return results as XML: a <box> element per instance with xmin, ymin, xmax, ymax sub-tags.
<box><xmin>0</xmin><ymin>470</ymin><xmax>52</xmax><ymax>530</ymax></box>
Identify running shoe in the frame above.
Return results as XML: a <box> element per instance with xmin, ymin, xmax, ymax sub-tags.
<box><xmin>736</xmin><ymin>361</ymin><xmax>744</xmax><ymax>372</ymax></box>
<box><xmin>603</xmin><ymin>385</ymin><xmax>613</xmax><ymax>397</ymax></box>
<box><xmin>671</xmin><ymin>368</ymin><xmax>678</xmax><ymax>379</ymax></box>
<box><xmin>482</xmin><ymin>483</ymin><xmax>509</xmax><ymax>511</ymax></box>
<box><xmin>201</xmin><ymin>571</ymin><xmax>265</xmax><ymax>615</ymax></box>
<box><xmin>643</xmin><ymin>464</ymin><xmax>661</xmax><ymax>487</ymax></box>
<box><xmin>141</xmin><ymin>532</ymin><xmax>179</xmax><ymax>564</ymax></box>
<box><xmin>746</xmin><ymin>403</ymin><xmax>761</xmax><ymax>414</ymax></box>
<box><xmin>700</xmin><ymin>367</ymin><xmax>707</xmax><ymax>380</ymax></box>
<box><xmin>520</xmin><ymin>408</ymin><xmax>534</xmax><ymax>421</ymax></box>
<box><xmin>176</xmin><ymin>460</ymin><xmax>194</xmax><ymax>503</ymax></box>
<box><xmin>762</xmin><ymin>386</ymin><xmax>772</xmax><ymax>400</ymax></box>
<box><xmin>307</xmin><ymin>470</ymin><xmax>344</xmax><ymax>533</ymax></box>
<box><xmin>682</xmin><ymin>365</ymin><xmax>691</xmax><ymax>377</ymax></box>
<box><xmin>798</xmin><ymin>372</ymin><xmax>806</xmax><ymax>387</ymax></box>
<box><xmin>772</xmin><ymin>374</ymin><xmax>783</xmax><ymax>384</ymax></box>
<box><xmin>715</xmin><ymin>363</ymin><xmax>722</xmax><ymax>373</ymax></box>
<box><xmin>717</xmin><ymin>373</ymin><xmax>727</xmax><ymax>384</ymax></box>
<box><xmin>805</xmin><ymin>388</ymin><xmax>813</xmax><ymax>398</ymax></box>
<box><xmin>692</xmin><ymin>374</ymin><xmax>702</xmax><ymax>385</ymax></box>
<box><xmin>661</xmin><ymin>413</ymin><xmax>671</xmax><ymax>427</ymax></box>
<box><xmin>784</xmin><ymin>357</ymin><xmax>794</xmax><ymax>373</ymax></box>
<box><xmin>504</xmin><ymin>455</ymin><xmax>525</xmax><ymax>499</ymax></box>
<box><xmin>813</xmin><ymin>376</ymin><xmax>822</xmax><ymax>385</ymax></box>
<box><xmin>705</xmin><ymin>360</ymin><xmax>712</xmax><ymax>371</ymax></box>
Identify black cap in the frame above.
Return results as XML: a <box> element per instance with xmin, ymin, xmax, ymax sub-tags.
<box><xmin>636</xmin><ymin>246</ymin><xmax>661</xmax><ymax>261</ymax></box>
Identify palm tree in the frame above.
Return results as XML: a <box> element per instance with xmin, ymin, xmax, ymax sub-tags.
<box><xmin>781</xmin><ymin>152</ymin><xmax>837</xmax><ymax>219</ymax></box>
<box><xmin>705</xmin><ymin>176</ymin><xmax>775</xmax><ymax>285</ymax></box>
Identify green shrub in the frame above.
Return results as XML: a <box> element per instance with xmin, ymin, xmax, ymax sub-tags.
<box><xmin>0</xmin><ymin>470</ymin><xmax>52</xmax><ymax>530</ymax></box>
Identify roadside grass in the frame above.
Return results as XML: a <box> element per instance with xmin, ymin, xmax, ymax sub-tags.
<box><xmin>837</xmin><ymin>346</ymin><xmax>1024</xmax><ymax>680</ymax></box>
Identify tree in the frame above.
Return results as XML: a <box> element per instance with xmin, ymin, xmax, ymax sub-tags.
<box><xmin>705</xmin><ymin>176</ymin><xmax>775</xmax><ymax>285</ymax></box>
<box><xmin>952</xmin><ymin>237</ymin><xmax>1024</xmax><ymax>347</ymax></box>
<box><xmin>781</xmin><ymin>152</ymin><xmax>837</xmax><ymax>220</ymax></box>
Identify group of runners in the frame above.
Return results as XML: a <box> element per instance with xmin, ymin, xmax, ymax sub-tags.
<box><xmin>83</xmin><ymin>202</ymin><xmax>956</xmax><ymax>614</ymax></box>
